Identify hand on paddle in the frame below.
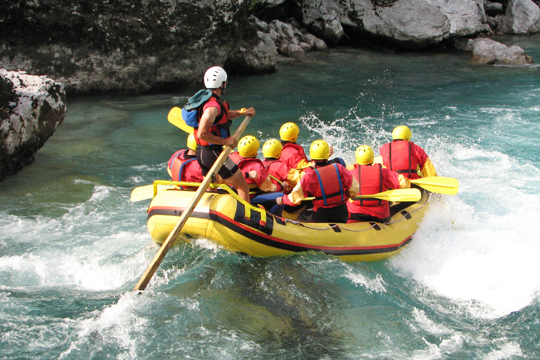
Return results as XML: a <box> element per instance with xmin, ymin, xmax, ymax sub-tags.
<box><xmin>232</xmin><ymin>107</ymin><xmax>256</xmax><ymax>119</ymax></box>
<box><xmin>224</xmin><ymin>136</ymin><xmax>238</xmax><ymax>148</ymax></box>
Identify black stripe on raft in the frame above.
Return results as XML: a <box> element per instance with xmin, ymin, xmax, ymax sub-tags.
<box><xmin>147</xmin><ymin>208</ymin><xmax>413</xmax><ymax>256</ymax></box>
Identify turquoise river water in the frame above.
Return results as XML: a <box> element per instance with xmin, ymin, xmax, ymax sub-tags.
<box><xmin>1</xmin><ymin>35</ymin><xmax>540</xmax><ymax>359</ymax></box>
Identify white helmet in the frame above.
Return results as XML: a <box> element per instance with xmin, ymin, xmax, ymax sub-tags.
<box><xmin>204</xmin><ymin>66</ymin><xmax>227</xmax><ymax>89</ymax></box>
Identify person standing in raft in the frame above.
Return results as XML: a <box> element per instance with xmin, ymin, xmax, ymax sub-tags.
<box><xmin>194</xmin><ymin>66</ymin><xmax>256</xmax><ymax>203</ymax></box>
<box><xmin>276</xmin><ymin>140</ymin><xmax>359</xmax><ymax>223</ymax></box>
<box><xmin>167</xmin><ymin>132</ymin><xmax>204</xmax><ymax>189</ymax></box>
<box><xmin>379</xmin><ymin>125</ymin><xmax>437</xmax><ymax>179</ymax></box>
<box><xmin>347</xmin><ymin>145</ymin><xmax>411</xmax><ymax>223</ymax></box>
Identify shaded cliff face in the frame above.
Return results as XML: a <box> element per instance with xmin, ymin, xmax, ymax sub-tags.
<box><xmin>2</xmin><ymin>0</ymin><xmax>539</xmax><ymax>96</ymax></box>
<box><xmin>0</xmin><ymin>0</ymin><xmax>272</xmax><ymax>95</ymax></box>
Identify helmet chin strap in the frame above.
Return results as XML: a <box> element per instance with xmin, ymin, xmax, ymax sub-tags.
<box><xmin>220</xmin><ymin>82</ymin><xmax>226</xmax><ymax>95</ymax></box>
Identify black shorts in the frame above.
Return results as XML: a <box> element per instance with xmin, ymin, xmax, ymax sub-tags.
<box><xmin>196</xmin><ymin>146</ymin><xmax>239</xmax><ymax>180</ymax></box>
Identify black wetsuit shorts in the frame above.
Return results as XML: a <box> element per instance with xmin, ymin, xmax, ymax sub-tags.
<box><xmin>196</xmin><ymin>145</ymin><xmax>239</xmax><ymax>180</ymax></box>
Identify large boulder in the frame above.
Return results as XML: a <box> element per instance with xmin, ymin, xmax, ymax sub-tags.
<box><xmin>257</xmin><ymin>0</ymin><xmax>540</xmax><ymax>47</ymax></box>
<box><xmin>0</xmin><ymin>1</ymin><xmax>277</xmax><ymax>96</ymax></box>
<box><xmin>0</xmin><ymin>70</ymin><xmax>66</xmax><ymax>180</ymax></box>
<box><xmin>466</xmin><ymin>38</ymin><xmax>534</xmax><ymax>65</ymax></box>
<box><xmin>297</xmin><ymin>0</ymin><xmax>488</xmax><ymax>47</ymax></box>
<box><xmin>502</xmin><ymin>0</ymin><xmax>540</xmax><ymax>34</ymax></box>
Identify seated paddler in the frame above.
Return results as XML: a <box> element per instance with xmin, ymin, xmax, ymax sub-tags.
<box><xmin>279</xmin><ymin>122</ymin><xmax>346</xmax><ymax>171</ymax></box>
<box><xmin>347</xmin><ymin>145</ymin><xmax>410</xmax><ymax>223</ymax></box>
<box><xmin>229</xmin><ymin>135</ymin><xmax>278</xmax><ymax>193</ymax></box>
<box><xmin>379</xmin><ymin>125</ymin><xmax>437</xmax><ymax>179</ymax></box>
<box><xmin>262</xmin><ymin>138</ymin><xmax>297</xmax><ymax>193</ymax></box>
<box><xmin>276</xmin><ymin>140</ymin><xmax>358</xmax><ymax>223</ymax></box>
<box><xmin>229</xmin><ymin>135</ymin><xmax>285</xmax><ymax>214</ymax></box>
<box><xmin>167</xmin><ymin>132</ymin><xmax>204</xmax><ymax>189</ymax></box>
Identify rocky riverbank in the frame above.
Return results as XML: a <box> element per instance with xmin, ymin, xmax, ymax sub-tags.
<box><xmin>0</xmin><ymin>71</ymin><xmax>66</xmax><ymax>180</ymax></box>
<box><xmin>1</xmin><ymin>0</ymin><xmax>539</xmax><ymax>96</ymax></box>
<box><xmin>1</xmin><ymin>0</ymin><xmax>539</xmax><ymax>178</ymax></box>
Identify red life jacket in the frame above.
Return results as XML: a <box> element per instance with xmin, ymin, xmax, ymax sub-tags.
<box><xmin>263</xmin><ymin>159</ymin><xmax>279</xmax><ymax>170</ymax></box>
<box><xmin>230</xmin><ymin>152</ymin><xmax>265</xmax><ymax>168</ymax></box>
<box><xmin>229</xmin><ymin>152</ymin><xmax>266</xmax><ymax>188</ymax></box>
<box><xmin>168</xmin><ymin>149</ymin><xmax>201</xmax><ymax>189</ymax></box>
<box><xmin>281</xmin><ymin>142</ymin><xmax>308</xmax><ymax>169</ymax></box>
<box><xmin>263</xmin><ymin>159</ymin><xmax>288</xmax><ymax>192</ymax></box>
<box><xmin>193</xmin><ymin>96</ymin><xmax>231</xmax><ymax>147</ymax></box>
<box><xmin>263</xmin><ymin>159</ymin><xmax>281</xmax><ymax>182</ymax></box>
<box><xmin>312</xmin><ymin>163</ymin><xmax>345</xmax><ymax>208</ymax></box>
<box><xmin>388</xmin><ymin>140</ymin><xmax>420</xmax><ymax>179</ymax></box>
<box><xmin>351</xmin><ymin>163</ymin><xmax>386</xmax><ymax>207</ymax></box>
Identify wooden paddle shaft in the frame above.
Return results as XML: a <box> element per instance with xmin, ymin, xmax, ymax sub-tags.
<box><xmin>134</xmin><ymin>115</ymin><xmax>252</xmax><ymax>291</ymax></box>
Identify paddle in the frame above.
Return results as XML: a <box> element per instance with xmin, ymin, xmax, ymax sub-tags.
<box><xmin>130</xmin><ymin>184</ymin><xmax>177</xmax><ymax>202</ymax></box>
<box><xmin>303</xmin><ymin>188</ymin><xmax>422</xmax><ymax>203</ymax></box>
<box><xmin>133</xmin><ymin>114</ymin><xmax>253</xmax><ymax>292</ymax></box>
<box><xmin>269</xmin><ymin>174</ymin><xmax>283</xmax><ymax>185</ymax></box>
<box><xmin>352</xmin><ymin>188</ymin><xmax>421</xmax><ymax>202</ymax></box>
<box><xmin>168</xmin><ymin>107</ymin><xmax>194</xmax><ymax>133</ymax></box>
<box><xmin>410</xmin><ymin>176</ymin><xmax>459</xmax><ymax>195</ymax></box>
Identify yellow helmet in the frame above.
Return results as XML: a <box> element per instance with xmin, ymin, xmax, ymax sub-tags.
<box><xmin>238</xmin><ymin>135</ymin><xmax>260</xmax><ymax>157</ymax></box>
<box><xmin>355</xmin><ymin>145</ymin><xmax>374</xmax><ymax>165</ymax></box>
<box><xmin>310</xmin><ymin>140</ymin><xmax>330</xmax><ymax>160</ymax></box>
<box><xmin>392</xmin><ymin>125</ymin><xmax>412</xmax><ymax>141</ymax></box>
<box><xmin>279</xmin><ymin>122</ymin><xmax>300</xmax><ymax>142</ymax></box>
<box><xmin>187</xmin><ymin>132</ymin><xmax>197</xmax><ymax>151</ymax></box>
<box><xmin>262</xmin><ymin>139</ymin><xmax>283</xmax><ymax>158</ymax></box>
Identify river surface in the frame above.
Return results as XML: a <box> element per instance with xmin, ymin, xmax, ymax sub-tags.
<box><xmin>2</xmin><ymin>35</ymin><xmax>540</xmax><ymax>359</ymax></box>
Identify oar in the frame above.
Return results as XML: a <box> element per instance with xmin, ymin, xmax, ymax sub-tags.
<box><xmin>130</xmin><ymin>184</ymin><xmax>176</xmax><ymax>202</ymax></box>
<box><xmin>352</xmin><ymin>188</ymin><xmax>421</xmax><ymax>202</ymax></box>
<box><xmin>269</xmin><ymin>174</ymin><xmax>283</xmax><ymax>185</ymax></box>
<box><xmin>134</xmin><ymin>115</ymin><xmax>252</xmax><ymax>292</ymax></box>
<box><xmin>410</xmin><ymin>176</ymin><xmax>459</xmax><ymax>195</ymax></box>
<box><xmin>168</xmin><ymin>107</ymin><xmax>194</xmax><ymax>133</ymax></box>
<box><xmin>303</xmin><ymin>188</ymin><xmax>422</xmax><ymax>203</ymax></box>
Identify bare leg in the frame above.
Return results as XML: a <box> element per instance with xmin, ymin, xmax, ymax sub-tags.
<box><xmin>225</xmin><ymin>170</ymin><xmax>251</xmax><ymax>203</ymax></box>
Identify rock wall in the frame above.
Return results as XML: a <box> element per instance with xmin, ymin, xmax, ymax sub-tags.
<box><xmin>0</xmin><ymin>0</ymin><xmax>276</xmax><ymax>95</ymax></box>
<box><xmin>1</xmin><ymin>0</ymin><xmax>539</xmax><ymax>97</ymax></box>
<box><xmin>0</xmin><ymin>70</ymin><xmax>66</xmax><ymax>180</ymax></box>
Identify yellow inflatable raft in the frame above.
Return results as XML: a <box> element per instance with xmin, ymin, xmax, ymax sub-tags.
<box><xmin>146</xmin><ymin>181</ymin><xmax>431</xmax><ymax>262</ymax></box>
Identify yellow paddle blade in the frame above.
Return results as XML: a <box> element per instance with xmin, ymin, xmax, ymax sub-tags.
<box><xmin>353</xmin><ymin>188</ymin><xmax>421</xmax><ymax>202</ymax></box>
<box><xmin>304</xmin><ymin>189</ymin><xmax>421</xmax><ymax>203</ymax></box>
<box><xmin>130</xmin><ymin>184</ymin><xmax>176</xmax><ymax>202</ymax></box>
<box><xmin>167</xmin><ymin>107</ymin><xmax>194</xmax><ymax>133</ymax></box>
<box><xmin>410</xmin><ymin>176</ymin><xmax>459</xmax><ymax>195</ymax></box>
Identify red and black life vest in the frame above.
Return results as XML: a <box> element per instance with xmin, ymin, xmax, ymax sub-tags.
<box><xmin>263</xmin><ymin>159</ymin><xmax>279</xmax><ymax>170</ymax></box>
<box><xmin>351</xmin><ymin>163</ymin><xmax>385</xmax><ymax>207</ymax></box>
<box><xmin>229</xmin><ymin>152</ymin><xmax>266</xmax><ymax>189</ymax></box>
<box><xmin>169</xmin><ymin>149</ymin><xmax>198</xmax><ymax>189</ymax></box>
<box><xmin>229</xmin><ymin>152</ymin><xmax>264</xmax><ymax>168</ymax></box>
<box><xmin>312</xmin><ymin>163</ymin><xmax>345</xmax><ymax>207</ymax></box>
<box><xmin>388</xmin><ymin>140</ymin><xmax>420</xmax><ymax>179</ymax></box>
<box><xmin>193</xmin><ymin>96</ymin><xmax>231</xmax><ymax>147</ymax></box>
